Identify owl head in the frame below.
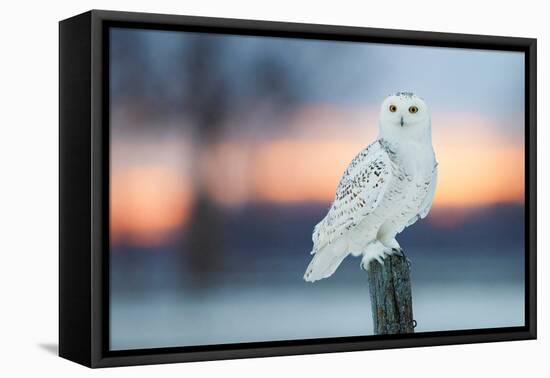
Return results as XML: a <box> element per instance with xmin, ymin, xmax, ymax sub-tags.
<box><xmin>378</xmin><ymin>92</ymin><xmax>431</xmax><ymax>143</ymax></box>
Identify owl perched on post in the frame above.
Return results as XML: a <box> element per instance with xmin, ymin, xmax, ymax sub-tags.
<box><xmin>304</xmin><ymin>92</ymin><xmax>438</xmax><ymax>282</ymax></box>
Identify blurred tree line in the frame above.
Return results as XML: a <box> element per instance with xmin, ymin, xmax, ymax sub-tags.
<box><xmin>111</xmin><ymin>30</ymin><xmax>303</xmax><ymax>288</ymax></box>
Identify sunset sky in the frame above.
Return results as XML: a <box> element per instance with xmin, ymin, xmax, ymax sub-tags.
<box><xmin>109</xmin><ymin>28</ymin><xmax>525</xmax><ymax>245</ymax></box>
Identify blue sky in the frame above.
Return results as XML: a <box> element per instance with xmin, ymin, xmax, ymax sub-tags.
<box><xmin>111</xmin><ymin>27</ymin><xmax>524</xmax><ymax>136</ymax></box>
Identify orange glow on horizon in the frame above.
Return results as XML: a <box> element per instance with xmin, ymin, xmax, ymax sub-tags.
<box><xmin>110</xmin><ymin>166</ymin><xmax>191</xmax><ymax>245</ymax></box>
<box><xmin>251</xmin><ymin>140</ymin><xmax>365</xmax><ymax>203</ymax></box>
<box><xmin>109</xmin><ymin>106</ymin><xmax>524</xmax><ymax>245</ymax></box>
<box><xmin>431</xmin><ymin>113</ymin><xmax>524</xmax><ymax>208</ymax></box>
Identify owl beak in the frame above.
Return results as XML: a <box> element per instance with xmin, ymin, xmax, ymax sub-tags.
<box><xmin>400</xmin><ymin>116</ymin><xmax>404</xmax><ymax>127</ymax></box>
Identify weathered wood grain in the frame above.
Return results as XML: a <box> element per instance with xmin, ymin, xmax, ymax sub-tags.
<box><xmin>367</xmin><ymin>253</ymin><xmax>415</xmax><ymax>334</ymax></box>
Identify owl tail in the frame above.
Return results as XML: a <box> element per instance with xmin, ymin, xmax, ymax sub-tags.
<box><xmin>303</xmin><ymin>237</ymin><xmax>349</xmax><ymax>282</ymax></box>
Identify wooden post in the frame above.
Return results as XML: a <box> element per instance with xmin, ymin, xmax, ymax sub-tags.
<box><xmin>367</xmin><ymin>253</ymin><xmax>415</xmax><ymax>334</ymax></box>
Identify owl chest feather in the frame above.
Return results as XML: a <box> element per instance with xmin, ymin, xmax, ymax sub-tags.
<box><xmin>377</xmin><ymin>140</ymin><xmax>435</xmax><ymax>226</ymax></box>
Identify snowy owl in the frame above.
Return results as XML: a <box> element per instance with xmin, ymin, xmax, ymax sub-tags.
<box><xmin>304</xmin><ymin>92</ymin><xmax>438</xmax><ymax>282</ymax></box>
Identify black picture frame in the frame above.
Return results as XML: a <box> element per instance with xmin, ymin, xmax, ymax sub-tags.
<box><xmin>59</xmin><ymin>9</ymin><xmax>537</xmax><ymax>368</ymax></box>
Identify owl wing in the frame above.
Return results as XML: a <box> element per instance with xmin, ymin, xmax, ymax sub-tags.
<box><xmin>311</xmin><ymin>140</ymin><xmax>394</xmax><ymax>253</ymax></box>
<box><xmin>403</xmin><ymin>162</ymin><xmax>438</xmax><ymax>230</ymax></box>
<box><xmin>418</xmin><ymin>163</ymin><xmax>438</xmax><ymax>219</ymax></box>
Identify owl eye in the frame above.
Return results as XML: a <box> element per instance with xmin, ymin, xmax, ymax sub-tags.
<box><xmin>389</xmin><ymin>105</ymin><xmax>397</xmax><ymax>112</ymax></box>
<box><xmin>409</xmin><ymin>106</ymin><xmax>419</xmax><ymax>114</ymax></box>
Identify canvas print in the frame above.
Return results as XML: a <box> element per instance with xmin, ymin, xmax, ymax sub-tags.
<box><xmin>109</xmin><ymin>27</ymin><xmax>525</xmax><ymax>351</ymax></box>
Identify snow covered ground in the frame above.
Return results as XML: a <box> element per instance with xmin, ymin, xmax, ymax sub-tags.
<box><xmin>110</xmin><ymin>247</ymin><xmax>524</xmax><ymax>350</ymax></box>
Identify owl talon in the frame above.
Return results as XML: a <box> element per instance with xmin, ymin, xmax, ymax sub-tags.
<box><xmin>396</xmin><ymin>248</ymin><xmax>412</xmax><ymax>268</ymax></box>
<box><xmin>391</xmin><ymin>247</ymin><xmax>403</xmax><ymax>256</ymax></box>
<box><xmin>361</xmin><ymin>257</ymin><xmax>376</xmax><ymax>271</ymax></box>
<box><xmin>396</xmin><ymin>248</ymin><xmax>409</xmax><ymax>259</ymax></box>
